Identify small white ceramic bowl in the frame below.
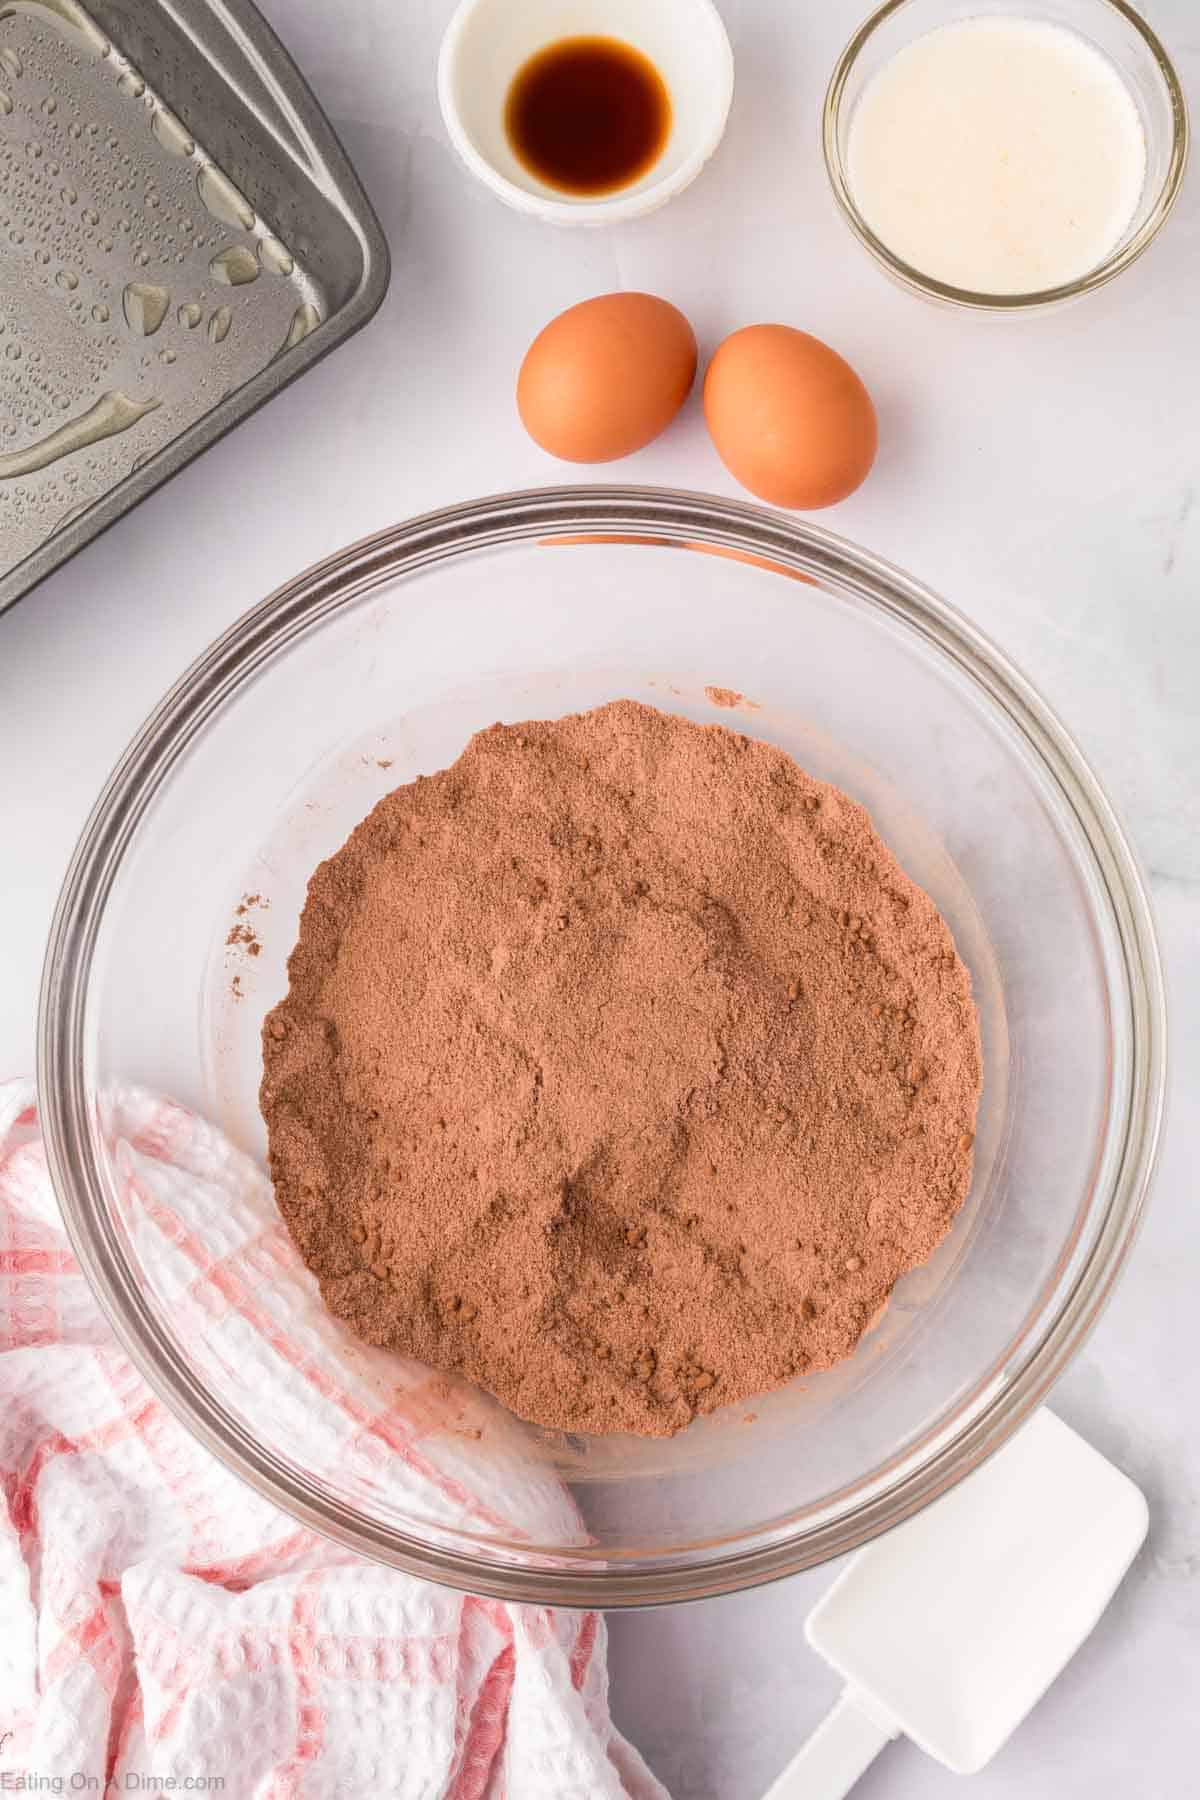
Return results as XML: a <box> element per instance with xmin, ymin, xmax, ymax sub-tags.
<box><xmin>438</xmin><ymin>0</ymin><xmax>735</xmax><ymax>226</ymax></box>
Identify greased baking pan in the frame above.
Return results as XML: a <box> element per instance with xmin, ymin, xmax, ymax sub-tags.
<box><xmin>0</xmin><ymin>0</ymin><xmax>389</xmax><ymax>612</ymax></box>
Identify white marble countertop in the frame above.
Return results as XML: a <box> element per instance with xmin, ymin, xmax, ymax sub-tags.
<box><xmin>2</xmin><ymin>0</ymin><xmax>1197</xmax><ymax>1793</ymax></box>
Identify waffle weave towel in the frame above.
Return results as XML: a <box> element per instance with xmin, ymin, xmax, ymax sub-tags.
<box><xmin>0</xmin><ymin>1078</ymin><xmax>668</xmax><ymax>1800</ymax></box>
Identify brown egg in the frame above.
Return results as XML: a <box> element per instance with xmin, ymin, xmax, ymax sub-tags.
<box><xmin>518</xmin><ymin>292</ymin><xmax>697</xmax><ymax>463</ymax></box>
<box><xmin>703</xmin><ymin>325</ymin><xmax>877</xmax><ymax>509</ymax></box>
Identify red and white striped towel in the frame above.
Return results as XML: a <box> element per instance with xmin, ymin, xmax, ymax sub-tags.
<box><xmin>0</xmin><ymin>1079</ymin><xmax>669</xmax><ymax>1799</ymax></box>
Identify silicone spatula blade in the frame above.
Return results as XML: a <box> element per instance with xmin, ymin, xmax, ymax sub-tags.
<box><xmin>763</xmin><ymin>1409</ymin><xmax>1148</xmax><ymax>1798</ymax></box>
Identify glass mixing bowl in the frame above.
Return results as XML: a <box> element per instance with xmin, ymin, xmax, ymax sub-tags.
<box><xmin>39</xmin><ymin>488</ymin><xmax>1166</xmax><ymax>1606</ymax></box>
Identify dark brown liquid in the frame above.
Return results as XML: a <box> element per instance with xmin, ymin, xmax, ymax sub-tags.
<box><xmin>504</xmin><ymin>36</ymin><xmax>672</xmax><ymax>197</ymax></box>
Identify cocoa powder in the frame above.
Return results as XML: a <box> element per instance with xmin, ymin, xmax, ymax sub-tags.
<box><xmin>261</xmin><ymin>701</ymin><xmax>981</xmax><ymax>1437</ymax></box>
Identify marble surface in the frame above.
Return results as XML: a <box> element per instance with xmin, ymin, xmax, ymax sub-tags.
<box><xmin>2</xmin><ymin>0</ymin><xmax>1198</xmax><ymax>1793</ymax></box>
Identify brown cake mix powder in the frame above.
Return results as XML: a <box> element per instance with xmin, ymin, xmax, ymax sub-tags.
<box><xmin>261</xmin><ymin>701</ymin><xmax>981</xmax><ymax>1437</ymax></box>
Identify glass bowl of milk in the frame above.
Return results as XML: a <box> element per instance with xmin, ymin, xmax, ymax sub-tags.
<box><xmin>824</xmin><ymin>0</ymin><xmax>1188</xmax><ymax>309</ymax></box>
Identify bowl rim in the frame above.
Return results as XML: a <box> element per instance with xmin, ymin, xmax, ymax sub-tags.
<box><xmin>822</xmin><ymin>0</ymin><xmax>1190</xmax><ymax>311</ymax></box>
<box><xmin>38</xmin><ymin>485</ymin><xmax>1167</xmax><ymax>1607</ymax></box>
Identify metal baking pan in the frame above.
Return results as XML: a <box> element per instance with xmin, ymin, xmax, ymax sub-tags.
<box><xmin>0</xmin><ymin>0</ymin><xmax>389</xmax><ymax>613</ymax></box>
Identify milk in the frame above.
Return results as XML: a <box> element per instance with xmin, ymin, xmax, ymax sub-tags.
<box><xmin>847</xmin><ymin>16</ymin><xmax>1147</xmax><ymax>295</ymax></box>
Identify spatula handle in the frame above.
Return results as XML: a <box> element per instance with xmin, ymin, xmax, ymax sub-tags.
<box><xmin>762</xmin><ymin>1686</ymin><xmax>898</xmax><ymax>1800</ymax></box>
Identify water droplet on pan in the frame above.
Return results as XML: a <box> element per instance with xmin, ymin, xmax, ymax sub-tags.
<box><xmin>122</xmin><ymin>280</ymin><xmax>169</xmax><ymax>334</ymax></box>
<box><xmin>197</xmin><ymin>163</ymin><xmax>254</xmax><ymax>231</ymax></box>
<box><xmin>0</xmin><ymin>390</ymin><xmax>158</xmax><ymax>479</ymax></box>
<box><xmin>177</xmin><ymin>301</ymin><xmax>201</xmax><ymax>328</ymax></box>
<box><xmin>151</xmin><ymin>106</ymin><xmax>193</xmax><ymax>157</ymax></box>
<box><xmin>17</xmin><ymin>0</ymin><xmax>108</xmax><ymax>57</ymax></box>
<box><xmin>282</xmin><ymin>302</ymin><xmax>322</xmax><ymax>351</ymax></box>
<box><xmin>206</xmin><ymin>303</ymin><xmax>232</xmax><ymax>343</ymax></box>
<box><xmin>209</xmin><ymin>244</ymin><xmax>258</xmax><ymax>286</ymax></box>
<box><xmin>257</xmin><ymin>234</ymin><xmax>294</xmax><ymax>276</ymax></box>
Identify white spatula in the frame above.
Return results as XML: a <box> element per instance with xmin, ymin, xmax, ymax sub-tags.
<box><xmin>764</xmin><ymin>1409</ymin><xmax>1148</xmax><ymax>1798</ymax></box>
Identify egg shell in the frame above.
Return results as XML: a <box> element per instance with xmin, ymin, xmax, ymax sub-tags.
<box><xmin>518</xmin><ymin>292</ymin><xmax>698</xmax><ymax>464</ymax></box>
<box><xmin>703</xmin><ymin>325</ymin><xmax>877</xmax><ymax>509</ymax></box>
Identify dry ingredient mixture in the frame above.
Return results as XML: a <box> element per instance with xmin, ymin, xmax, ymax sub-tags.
<box><xmin>261</xmin><ymin>701</ymin><xmax>982</xmax><ymax>1437</ymax></box>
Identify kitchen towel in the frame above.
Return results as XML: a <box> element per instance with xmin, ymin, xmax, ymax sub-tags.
<box><xmin>0</xmin><ymin>1078</ymin><xmax>668</xmax><ymax>1799</ymax></box>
